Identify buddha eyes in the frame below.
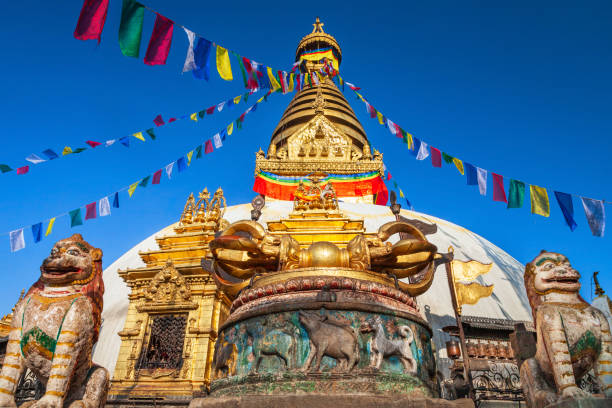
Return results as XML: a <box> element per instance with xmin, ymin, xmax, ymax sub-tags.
<box><xmin>67</xmin><ymin>249</ymin><xmax>80</xmax><ymax>256</ymax></box>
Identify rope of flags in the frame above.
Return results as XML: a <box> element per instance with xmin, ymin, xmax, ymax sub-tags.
<box><xmin>74</xmin><ymin>0</ymin><xmax>305</xmax><ymax>93</ymax></box>
<box><xmin>336</xmin><ymin>76</ymin><xmax>607</xmax><ymax>237</ymax></box>
<box><xmin>0</xmin><ymin>88</ymin><xmax>263</xmax><ymax>176</ymax></box>
<box><xmin>6</xmin><ymin>88</ymin><xmax>281</xmax><ymax>252</ymax></box>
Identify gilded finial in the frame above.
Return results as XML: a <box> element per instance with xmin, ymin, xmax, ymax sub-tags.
<box><xmin>312</xmin><ymin>17</ymin><xmax>324</xmax><ymax>33</ymax></box>
<box><xmin>594</xmin><ymin>271</ymin><xmax>605</xmax><ymax>297</ymax></box>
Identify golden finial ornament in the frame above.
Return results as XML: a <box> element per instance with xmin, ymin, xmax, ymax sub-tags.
<box><xmin>312</xmin><ymin>17</ymin><xmax>324</xmax><ymax>33</ymax></box>
<box><xmin>594</xmin><ymin>271</ymin><xmax>605</xmax><ymax>297</ymax></box>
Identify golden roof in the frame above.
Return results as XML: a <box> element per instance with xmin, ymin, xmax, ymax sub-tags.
<box><xmin>295</xmin><ymin>17</ymin><xmax>342</xmax><ymax>65</ymax></box>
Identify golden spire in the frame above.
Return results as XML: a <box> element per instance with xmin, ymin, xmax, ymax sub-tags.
<box><xmin>312</xmin><ymin>17</ymin><xmax>324</xmax><ymax>33</ymax></box>
<box><xmin>594</xmin><ymin>271</ymin><xmax>605</xmax><ymax>297</ymax></box>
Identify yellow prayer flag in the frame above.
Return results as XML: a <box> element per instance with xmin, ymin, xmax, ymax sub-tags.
<box><xmin>453</xmin><ymin>158</ymin><xmax>465</xmax><ymax>175</ymax></box>
<box><xmin>45</xmin><ymin>218</ymin><xmax>56</xmax><ymax>237</ymax></box>
<box><xmin>377</xmin><ymin>112</ymin><xmax>384</xmax><ymax>125</ymax></box>
<box><xmin>128</xmin><ymin>181</ymin><xmax>139</xmax><ymax>197</ymax></box>
<box><xmin>227</xmin><ymin>123</ymin><xmax>234</xmax><ymax>136</ymax></box>
<box><xmin>399</xmin><ymin>189</ymin><xmax>405</xmax><ymax>198</ymax></box>
<box><xmin>267</xmin><ymin>67</ymin><xmax>281</xmax><ymax>91</ymax></box>
<box><xmin>216</xmin><ymin>46</ymin><xmax>233</xmax><ymax>81</ymax></box>
<box><xmin>455</xmin><ymin>282</ymin><xmax>494</xmax><ymax>314</ymax></box>
<box><xmin>190</xmin><ymin>113</ymin><xmax>198</xmax><ymax>122</ymax></box>
<box><xmin>187</xmin><ymin>151</ymin><xmax>193</xmax><ymax>166</ymax></box>
<box><xmin>233</xmin><ymin>95</ymin><xmax>242</xmax><ymax>105</ymax></box>
<box><xmin>530</xmin><ymin>184</ymin><xmax>550</xmax><ymax>217</ymax></box>
<box><xmin>132</xmin><ymin>132</ymin><xmax>145</xmax><ymax>141</ymax></box>
<box><xmin>62</xmin><ymin>146</ymin><xmax>73</xmax><ymax>155</ymax></box>
<box><xmin>405</xmin><ymin>133</ymin><xmax>414</xmax><ymax>150</ymax></box>
<box><xmin>287</xmin><ymin>73</ymin><xmax>295</xmax><ymax>92</ymax></box>
<box><xmin>451</xmin><ymin>259</ymin><xmax>493</xmax><ymax>282</ymax></box>
<box><xmin>257</xmin><ymin>96</ymin><xmax>265</xmax><ymax>103</ymax></box>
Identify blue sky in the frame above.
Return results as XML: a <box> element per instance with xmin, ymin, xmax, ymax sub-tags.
<box><xmin>0</xmin><ymin>1</ymin><xmax>610</xmax><ymax>312</ymax></box>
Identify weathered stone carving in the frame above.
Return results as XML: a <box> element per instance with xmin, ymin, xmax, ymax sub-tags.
<box><xmin>520</xmin><ymin>251</ymin><xmax>612</xmax><ymax>407</ymax></box>
<box><xmin>360</xmin><ymin>316</ymin><xmax>417</xmax><ymax>374</ymax></box>
<box><xmin>0</xmin><ymin>234</ymin><xmax>109</xmax><ymax>408</ymax></box>
<box><xmin>249</xmin><ymin>323</ymin><xmax>296</xmax><ymax>373</ymax></box>
<box><xmin>213</xmin><ymin>333</ymin><xmax>237</xmax><ymax>380</ymax></box>
<box><xmin>298</xmin><ymin>311</ymin><xmax>359</xmax><ymax>372</ymax></box>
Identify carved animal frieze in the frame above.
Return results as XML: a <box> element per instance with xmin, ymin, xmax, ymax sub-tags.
<box><xmin>360</xmin><ymin>316</ymin><xmax>416</xmax><ymax>374</ymax></box>
<box><xmin>213</xmin><ymin>333</ymin><xmax>237</xmax><ymax>379</ymax></box>
<box><xmin>0</xmin><ymin>234</ymin><xmax>109</xmax><ymax>408</ymax></box>
<box><xmin>520</xmin><ymin>251</ymin><xmax>612</xmax><ymax>407</ymax></box>
<box><xmin>298</xmin><ymin>311</ymin><xmax>359</xmax><ymax>372</ymax></box>
<box><xmin>248</xmin><ymin>323</ymin><xmax>296</xmax><ymax>374</ymax></box>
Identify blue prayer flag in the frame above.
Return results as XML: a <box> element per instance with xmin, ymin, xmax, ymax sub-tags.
<box><xmin>411</xmin><ymin>138</ymin><xmax>421</xmax><ymax>157</ymax></box>
<box><xmin>42</xmin><ymin>149</ymin><xmax>59</xmax><ymax>160</ymax></box>
<box><xmin>177</xmin><ymin>157</ymin><xmax>187</xmax><ymax>172</ymax></box>
<box><xmin>465</xmin><ymin>163</ymin><xmax>478</xmax><ymax>186</ymax></box>
<box><xmin>220</xmin><ymin>129</ymin><xmax>227</xmax><ymax>141</ymax></box>
<box><xmin>69</xmin><ymin>208</ymin><xmax>83</xmax><ymax>228</ymax></box>
<box><xmin>193</xmin><ymin>37</ymin><xmax>212</xmax><ymax>80</ymax></box>
<box><xmin>581</xmin><ymin>197</ymin><xmax>605</xmax><ymax>237</ymax></box>
<box><xmin>119</xmin><ymin>137</ymin><xmax>130</xmax><ymax>147</ymax></box>
<box><xmin>31</xmin><ymin>222</ymin><xmax>42</xmax><ymax>243</ymax></box>
<box><xmin>112</xmin><ymin>192</ymin><xmax>120</xmax><ymax>208</ymax></box>
<box><xmin>554</xmin><ymin>191</ymin><xmax>577</xmax><ymax>232</ymax></box>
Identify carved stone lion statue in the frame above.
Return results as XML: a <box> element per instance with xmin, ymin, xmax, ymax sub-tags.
<box><xmin>520</xmin><ymin>251</ymin><xmax>612</xmax><ymax>407</ymax></box>
<box><xmin>0</xmin><ymin>234</ymin><xmax>109</xmax><ymax>408</ymax></box>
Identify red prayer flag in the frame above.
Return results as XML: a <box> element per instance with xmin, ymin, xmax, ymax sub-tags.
<box><xmin>74</xmin><ymin>0</ymin><xmax>109</xmax><ymax>43</ymax></box>
<box><xmin>492</xmin><ymin>173</ymin><xmax>507</xmax><ymax>203</ymax></box>
<box><xmin>168</xmin><ymin>117</ymin><xmax>177</xmax><ymax>123</ymax></box>
<box><xmin>242</xmin><ymin>57</ymin><xmax>258</xmax><ymax>89</ymax></box>
<box><xmin>152</xmin><ymin>169</ymin><xmax>162</xmax><ymax>185</ymax></box>
<box><xmin>386</xmin><ymin>172</ymin><xmax>392</xmax><ymax>181</ymax></box>
<box><xmin>16</xmin><ymin>166</ymin><xmax>29</xmax><ymax>175</ymax></box>
<box><xmin>204</xmin><ymin>140</ymin><xmax>213</xmax><ymax>154</ymax></box>
<box><xmin>86</xmin><ymin>140</ymin><xmax>102</xmax><ymax>148</ymax></box>
<box><xmin>144</xmin><ymin>13</ymin><xmax>174</xmax><ymax>66</ymax></box>
<box><xmin>85</xmin><ymin>202</ymin><xmax>97</xmax><ymax>220</ymax></box>
<box><xmin>394</xmin><ymin>124</ymin><xmax>402</xmax><ymax>138</ymax></box>
<box><xmin>153</xmin><ymin>114</ymin><xmax>165</xmax><ymax>126</ymax></box>
<box><xmin>374</xmin><ymin>180</ymin><xmax>389</xmax><ymax>205</ymax></box>
<box><xmin>206</xmin><ymin>106</ymin><xmax>215</xmax><ymax>115</ymax></box>
<box><xmin>430</xmin><ymin>147</ymin><xmax>442</xmax><ymax>167</ymax></box>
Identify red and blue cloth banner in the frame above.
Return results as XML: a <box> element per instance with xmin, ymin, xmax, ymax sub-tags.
<box><xmin>253</xmin><ymin>170</ymin><xmax>387</xmax><ymax>202</ymax></box>
<box><xmin>74</xmin><ymin>0</ymin><xmax>109</xmax><ymax>43</ymax></box>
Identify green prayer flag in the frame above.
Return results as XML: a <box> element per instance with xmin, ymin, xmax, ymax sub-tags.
<box><xmin>442</xmin><ymin>152</ymin><xmax>454</xmax><ymax>164</ymax></box>
<box><xmin>264</xmin><ymin>93</ymin><xmax>268</xmax><ymax>102</ymax></box>
<box><xmin>236</xmin><ymin>118</ymin><xmax>242</xmax><ymax>130</ymax></box>
<box><xmin>72</xmin><ymin>147</ymin><xmax>87</xmax><ymax>154</ymax></box>
<box><xmin>244</xmin><ymin>93</ymin><xmax>249</xmax><ymax>103</ymax></box>
<box><xmin>119</xmin><ymin>0</ymin><xmax>145</xmax><ymax>58</ymax></box>
<box><xmin>0</xmin><ymin>164</ymin><xmax>13</xmax><ymax>173</ymax></box>
<box><xmin>393</xmin><ymin>181</ymin><xmax>398</xmax><ymax>189</ymax></box>
<box><xmin>145</xmin><ymin>128</ymin><xmax>156</xmax><ymax>140</ymax></box>
<box><xmin>139</xmin><ymin>175</ymin><xmax>151</xmax><ymax>187</ymax></box>
<box><xmin>69</xmin><ymin>208</ymin><xmax>83</xmax><ymax>227</ymax></box>
<box><xmin>198</xmin><ymin>110</ymin><xmax>205</xmax><ymax>119</ymax></box>
<box><xmin>507</xmin><ymin>179</ymin><xmax>525</xmax><ymax>209</ymax></box>
<box><xmin>237</xmin><ymin>54</ymin><xmax>248</xmax><ymax>88</ymax></box>
<box><xmin>400</xmin><ymin>129</ymin><xmax>408</xmax><ymax>144</ymax></box>
<box><xmin>195</xmin><ymin>145</ymin><xmax>203</xmax><ymax>159</ymax></box>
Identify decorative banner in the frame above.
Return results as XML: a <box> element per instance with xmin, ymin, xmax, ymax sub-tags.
<box><xmin>5</xmin><ymin>89</ymin><xmax>282</xmax><ymax>252</ymax></box>
<box><xmin>74</xmin><ymin>0</ymin><xmax>109</xmax><ymax>42</ymax></box>
<box><xmin>118</xmin><ymin>0</ymin><xmax>145</xmax><ymax>57</ymax></box>
<box><xmin>144</xmin><ymin>13</ymin><xmax>174</xmax><ymax>65</ymax></box>
<box><xmin>253</xmin><ymin>170</ymin><xmax>387</xmax><ymax>201</ymax></box>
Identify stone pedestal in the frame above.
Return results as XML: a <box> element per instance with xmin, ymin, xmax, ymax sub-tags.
<box><xmin>542</xmin><ymin>399</ymin><xmax>612</xmax><ymax>408</ymax></box>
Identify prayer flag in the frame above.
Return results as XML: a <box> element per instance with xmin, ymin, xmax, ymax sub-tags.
<box><xmin>377</xmin><ymin>112</ymin><xmax>384</xmax><ymax>125</ymax></box>
<box><xmin>234</xmin><ymin>95</ymin><xmax>242</xmax><ymax>105</ymax></box>
<box><xmin>216</xmin><ymin>46</ymin><xmax>233</xmax><ymax>81</ymax></box>
<box><xmin>186</xmin><ymin>151</ymin><xmax>193</xmax><ymax>166</ymax></box>
<box><xmin>168</xmin><ymin>117</ymin><xmax>176</xmax><ymax>123</ymax></box>
<box><xmin>477</xmin><ymin>167</ymin><xmax>487</xmax><ymax>195</ymax></box>
<box><xmin>278</xmin><ymin>70</ymin><xmax>287</xmax><ymax>93</ymax></box>
<box><xmin>236</xmin><ymin>56</ymin><xmax>248</xmax><ymax>88</ymax></box>
<box><xmin>139</xmin><ymin>175</ymin><xmax>151</xmax><ymax>187</ymax></box>
<box><xmin>105</xmin><ymin>139</ymin><xmax>116</xmax><ymax>147</ymax></box>
<box><xmin>25</xmin><ymin>154</ymin><xmax>45</xmax><ymax>164</ymax></box>
<box><xmin>63</xmin><ymin>147</ymin><xmax>73</xmax><ymax>155</ymax></box>
<box><xmin>16</xmin><ymin>166</ymin><xmax>29</xmax><ymax>175</ymax></box>
<box><xmin>193</xmin><ymin>38</ymin><xmax>212</xmax><ymax>80</ymax></box>
<box><xmin>288</xmin><ymin>73</ymin><xmax>295</xmax><ymax>92</ymax></box>
<box><xmin>430</xmin><ymin>147</ymin><xmax>442</xmax><ymax>168</ymax></box>
<box><xmin>581</xmin><ymin>197</ymin><xmax>605</xmax><ymax>237</ymax></box>
<box><xmin>267</xmin><ymin>67</ymin><xmax>281</xmax><ymax>91</ymax></box>
<box><xmin>206</xmin><ymin>106</ymin><xmax>215</xmax><ymax>115</ymax></box>
<box><xmin>0</xmin><ymin>164</ymin><xmax>12</xmax><ymax>173</ymax></box>
<box><xmin>132</xmin><ymin>132</ymin><xmax>145</xmax><ymax>141</ymax></box>
<box><xmin>74</xmin><ymin>0</ymin><xmax>109</xmax><ymax>42</ymax></box>
<box><xmin>146</xmin><ymin>128</ymin><xmax>156</xmax><ymax>140</ymax></box>
<box><xmin>492</xmin><ymin>173</ymin><xmax>507</xmax><ymax>203</ymax></box>
<box><xmin>399</xmin><ymin>189</ymin><xmax>405</xmax><ymax>198</ymax></box>
<box><xmin>386</xmin><ymin>172</ymin><xmax>392</xmax><ymax>181</ymax></box>
<box><xmin>9</xmin><ymin>229</ymin><xmax>25</xmax><ymax>252</ymax></box>
<box><xmin>177</xmin><ymin>157</ymin><xmax>187</xmax><ymax>172</ymax></box>
<box><xmin>366</xmin><ymin>101</ymin><xmax>376</xmax><ymax>118</ymax></box>
<box><xmin>442</xmin><ymin>152</ymin><xmax>454</xmax><ymax>164</ymax></box>
<box><xmin>144</xmin><ymin>13</ymin><xmax>174</xmax><ymax>66</ymax></box>
<box><xmin>217</xmin><ymin>101</ymin><xmax>226</xmax><ymax>112</ymax></box>
<box><xmin>190</xmin><ymin>112</ymin><xmax>198</xmax><ymax>121</ymax></box>
<box><xmin>195</xmin><ymin>145</ymin><xmax>203</xmax><ymax>159</ymax></box>
<box><xmin>152</xmin><ymin>169</ymin><xmax>162</xmax><ymax>184</ymax></box>
<box><xmin>554</xmin><ymin>191</ymin><xmax>577</xmax><ymax>231</ymax></box>
<box><xmin>507</xmin><ymin>179</ymin><xmax>525</xmax><ymax>209</ymax></box>
<box><xmin>311</xmin><ymin>71</ymin><xmax>319</xmax><ymax>86</ymax></box>
<box><xmin>205</xmin><ymin>139</ymin><xmax>213</xmax><ymax>154</ymax></box>
<box><xmin>128</xmin><ymin>181</ymin><xmax>138</xmax><ymax>197</ymax></box>
<box><xmin>387</xmin><ymin>119</ymin><xmax>397</xmax><ymax>135</ymax></box>
<box><xmin>86</xmin><ymin>140</ymin><xmax>102</xmax><ymax>148</ymax></box>
<box><xmin>346</xmin><ymin>82</ymin><xmax>360</xmax><ymax>91</ymax></box>
<box><xmin>153</xmin><ymin>114</ymin><xmax>165</xmax><ymax>126</ymax></box>
<box><xmin>31</xmin><ymin>223</ymin><xmax>42</xmax><ymax>243</ymax></box>
<box><xmin>69</xmin><ymin>208</ymin><xmax>83</xmax><ymax>227</ymax></box>
<box><xmin>165</xmin><ymin>162</ymin><xmax>174</xmax><ymax>179</ymax></box>
<box><xmin>182</xmin><ymin>28</ymin><xmax>196</xmax><ymax>72</ymax></box>
<box><xmin>45</xmin><ymin>218</ymin><xmax>56</xmax><ymax>236</ymax></box>
<box><xmin>214</xmin><ymin>133</ymin><xmax>222</xmax><ymax>148</ymax></box>
<box><xmin>530</xmin><ymin>184</ymin><xmax>550</xmax><ymax>217</ymax></box>
<box><xmin>416</xmin><ymin>141</ymin><xmax>429</xmax><ymax>160</ymax></box>
<box><xmin>119</xmin><ymin>137</ymin><xmax>130</xmax><ymax>147</ymax></box>
<box><xmin>118</xmin><ymin>0</ymin><xmax>144</xmax><ymax>57</ymax></box>
<box><xmin>453</xmin><ymin>158</ymin><xmax>465</xmax><ymax>175</ymax></box>
<box><xmin>411</xmin><ymin>137</ymin><xmax>421</xmax><ymax>157</ymax></box>
<box><xmin>227</xmin><ymin>122</ymin><xmax>234</xmax><ymax>136</ymax></box>
<box><xmin>73</xmin><ymin>148</ymin><xmax>86</xmax><ymax>154</ymax></box>
<box><xmin>99</xmin><ymin>196</ymin><xmax>111</xmax><ymax>216</ymax></box>
<box><xmin>42</xmin><ymin>149</ymin><xmax>59</xmax><ymax>160</ymax></box>
<box><xmin>112</xmin><ymin>192</ymin><xmax>120</xmax><ymax>208</ymax></box>
<box><xmin>85</xmin><ymin>202</ymin><xmax>97</xmax><ymax>220</ymax></box>
<box><xmin>465</xmin><ymin>163</ymin><xmax>477</xmax><ymax>185</ymax></box>
<box><xmin>198</xmin><ymin>110</ymin><xmax>205</xmax><ymax>119</ymax></box>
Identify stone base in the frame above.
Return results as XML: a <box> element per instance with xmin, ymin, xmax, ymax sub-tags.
<box><xmin>189</xmin><ymin>394</ymin><xmax>475</xmax><ymax>408</ymax></box>
<box><xmin>544</xmin><ymin>398</ymin><xmax>612</xmax><ymax>408</ymax></box>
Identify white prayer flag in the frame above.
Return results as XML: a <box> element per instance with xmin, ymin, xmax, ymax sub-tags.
<box><xmin>9</xmin><ymin>229</ymin><xmax>25</xmax><ymax>252</ymax></box>
<box><xmin>213</xmin><ymin>133</ymin><xmax>223</xmax><ymax>149</ymax></box>
<box><xmin>99</xmin><ymin>197</ymin><xmax>111</xmax><ymax>217</ymax></box>
<box><xmin>387</xmin><ymin>119</ymin><xmax>396</xmax><ymax>135</ymax></box>
<box><xmin>581</xmin><ymin>197</ymin><xmax>605</xmax><ymax>237</ymax></box>
<box><xmin>416</xmin><ymin>141</ymin><xmax>429</xmax><ymax>160</ymax></box>
<box><xmin>182</xmin><ymin>28</ymin><xmax>197</xmax><ymax>73</ymax></box>
<box><xmin>105</xmin><ymin>139</ymin><xmax>116</xmax><ymax>147</ymax></box>
<box><xmin>217</xmin><ymin>101</ymin><xmax>226</xmax><ymax>112</ymax></box>
<box><xmin>477</xmin><ymin>167</ymin><xmax>487</xmax><ymax>196</ymax></box>
<box><xmin>25</xmin><ymin>154</ymin><xmax>45</xmax><ymax>164</ymax></box>
<box><xmin>165</xmin><ymin>162</ymin><xmax>175</xmax><ymax>179</ymax></box>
